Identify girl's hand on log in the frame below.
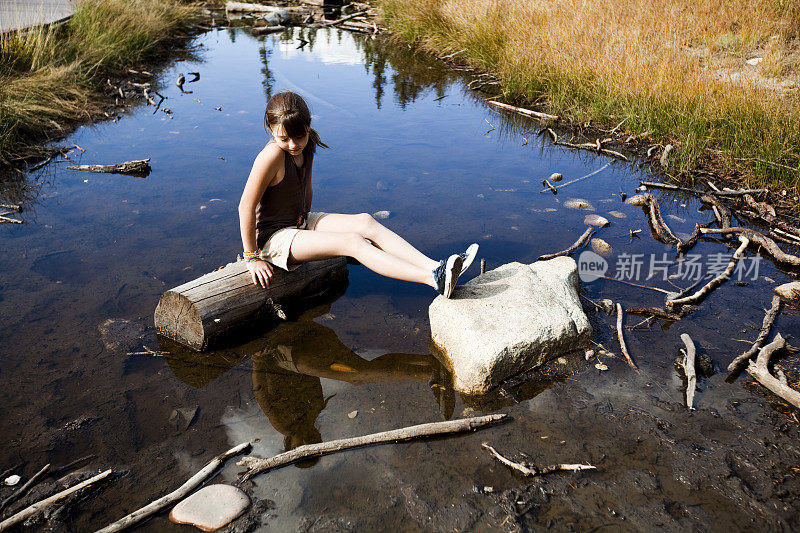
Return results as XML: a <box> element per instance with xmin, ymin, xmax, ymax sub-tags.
<box><xmin>247</xmin><ymin>260</ymin><xmax>273</xmax><ymax>288</ymax></box>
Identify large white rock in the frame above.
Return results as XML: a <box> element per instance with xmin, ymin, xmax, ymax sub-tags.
<box><xmin>429</xmin><ymin>257</ymin><xmax>592</xmax><ymax>394</ymax></box>
<box><xmin>169</xmin><ymin>484</ymin><xmax>250</xmax><ymax>531</ymax></box>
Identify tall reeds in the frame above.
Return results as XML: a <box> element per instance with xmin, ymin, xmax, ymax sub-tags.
<box><xmin>0</xmin><ymin>0</ymin><xmax>194</xmax><ymax>161</ymax></box>
<box><xmin>380</xmin><ymin>0</ymin><xmax>800</xmax><ymax>191</ymax></box>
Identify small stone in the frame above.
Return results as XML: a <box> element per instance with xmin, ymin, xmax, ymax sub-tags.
<box><xmin>376</xmin><ymin>181</ymin><xmax>389</xmax><ymax>191</ymax></box>
<box><xmin>564</xmin><ymin>198</ymin><xmax>593</xmax><ymax>210</ymax></box>
<box><xmin>373</xmin><ymin>210</ymin><xmax>391</xmax><ymax>220</ymax></box>
<box><xmin>775</xmin><ymin>281</ymin><xmax>800</xmax><ymax>302</ymax></box>
<box><xmin>598</xmin><ymin>299</ymin><xmax>614</xmax><ymax>314</ymax></box>
<box><xmin>591</xmin><ymin>238</ymin><xmax>613</xmax><ymax>257</ymax></box>
<box><xmin>584</xmin><ymin>214</ymin><xmax>610</xmax><ymax>227</ymax></box>
<box><xmin>484</xmin><ymin>486</ymin><xmax>494</xmax><ymax>493</ymax></box>
<box><xmin>608</xmin><ymin>211</ymin><xmax>626</xmax><ymax>219</ymax></box>
<box><xmin>169</xmin><ymin>484</ymin><xmax>250</xmax><ymax>531</ymax></box>
<box><xmin>549</xmin><ymin>172</ymin><xmax>563</xmax><ymax>182</ymax></box>
<box><xmin>4</xmin><ymin>475</ymin><xmax>21</xmax><ymax>486</ymax></box>
<box><xmin>544</xmin><ymin>208</ymin><xmax>558</xmax><ymax>213</ymax></box>
<box><xmin>595</xmin><ymin>362</ymin><xmax>608</xmax><ymax>371</ymax></box>
<box><xmin>626</xmin><ymin>194</ymin><xmax>649</xmax><ymax>207</ymax></box>
<box><xmin>667</xmin><ymin>214</ymin><xmax>685</xmax><ymax>223</ymax></box>
<box><xmin>557</xmin><ymin>357</ymin><xmax>567</xmax><ymax>364</ymax></box>
<box><xmin>584</xmin><ymin>349</ymin><xmax>595</xmax><ymax>360</ymax></box>
<box><xmin>765</xmin><ymin>277</ymin><xmax>775</xmax><ymax>283</ymax></box>
<box><xmin>746</xmin><ymin>57</ymin><xmax>763</xmax><ymax>66</ymax></box>
<box><xmin>348</xmin><ymin>410</ymin><xmax>358</xmax><ymax>419</ymax></box>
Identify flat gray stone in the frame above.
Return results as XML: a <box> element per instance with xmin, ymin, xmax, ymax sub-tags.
<box><xmin>429</xmin><ymin>257</ymin><xmax>592</xmax><ymax>394</ymax></box>
<box><xmin>170</xmin><ymin>484</ymin><xmax>250</xmax><ymax>531</ymax></box>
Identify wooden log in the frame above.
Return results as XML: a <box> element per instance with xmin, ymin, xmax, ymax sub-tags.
<box><xmin>538</xmin><ymin>227</ymin><xmax>593</xmax><ymax>261</ymax></box>
<box><xmin>66</xmin><ymin>159</ymin><xmax>150</xmax><ymax>176</ymax></box>
<box><xmin>225</xmin><ymin>2</ymin><xmax>308</xmax><ymax>13</ymax></box>
<box><xmin>699</xmin><ymin>227</ymin><xmax>800</xmax><ymax>267</ymax></box>
<box><xmin>616</xmin><ymin>303</ymin><xmax>638</xmax><ymax>371</ymax></box>
<box><xmin>155</xmin><ymin>258</ymin><xmax>348</xmax><ymax>351</ymax></box>
<box><xmin>626</xmin><ymin>193</ymin><xmax>679</xmax><ymax>244</ymax></box>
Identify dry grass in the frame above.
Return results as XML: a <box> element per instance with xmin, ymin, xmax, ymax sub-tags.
<box><xmin>0</xmin><ymin>0</ymin><xmax>194</xmax><ymax>162</ymax></box>
<box><xmin>380</xmin><ymin>0</ymin><xmax>800</xmax><ymax>192</ymax></box>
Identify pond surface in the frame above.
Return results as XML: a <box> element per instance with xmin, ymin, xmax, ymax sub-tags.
<box><xmin>1</xmin><ymin>24</ymin><xmax>799</xmax><ymax>531</ymax></box>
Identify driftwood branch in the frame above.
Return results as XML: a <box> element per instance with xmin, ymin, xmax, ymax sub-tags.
<box><xmin>616</xmin><ymin>303</ymin><xmax>638</xmax><ymax>370</ymax></box>
<box><xmin>96</xmin><ymin>443</ymin><xmax>251</xmax><ymax>533</ymax></box>
<box><xmin>66</xmin><ymin>159</ymin><xmax>150</xmax><ymax>176</ymax></box>
<box><xmin>728</xmin><ymin>294</ymin><xmax>782</xmax><ymax>373</ymax></box>
<box><xmin>666</xmin><ymin>237</ymin><xmax>749</xmax><ymax>309</ymax></box>
<box><xmin>627</xmin><ymin>193</ymin><xmax>680</xmax><ymax>245</ymax></box>
<box><xmin>680</xmin><ymin>334</ymin><xmax>697</xmax><ymax>409</ymax></box>
<box><xmin>487</xmin><ymin>100</ymin><xmax>559</xmax><ymax>121</ymax></box>
<box><xmin>0</xmin><ymin>463</ymin><xmax>50</xmax><ymax>513</ymax></box>
<box><xmin>699</xmin><ymin>227</ymin><xmax>800</xmax><ymax>267</ymax></box>
<box><xmin>482</xmin><ymin>443</ymin><xmax>595</xmax><ymax>477</ymax></box>
<box><xmin>0</xmin><ymin>215</ymin><xmax>23</xmax><ymax>224</ymax></box>
<box><xmin>538</xmin><ymin>227</ymin><xmax>594</xmax><ymax>261</ymax></box>
<box><xmin>554</xmin><ymin>140</ymin><xmax>628</xmax><ymax>160</ymax></box>
<box><xmin>320</xmin><ymin>9</ymin><xmax>370</xmax><ymax>27</ymax></box>
<box><xmin>0</xmin><ymin>470</ymin><xmax>112</xmax><ymax>532</ymax></box>
<box><xmin>746</xmin><ymin>334</ymin><xmax>800</xmax><ymax>408</ymax></box>
<box><xmin>237</xmin><ymin>414</ymin><xmax>508</xmax><ymax>481</ymax></box>
<box><xmin>539</xmin><ymin>162</ymin><xmax>611</xmax><ymax>193</ymax></box>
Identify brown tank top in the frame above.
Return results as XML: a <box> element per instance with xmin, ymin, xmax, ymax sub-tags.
<box><xmin>255</xmin><ymin>145</ymin><xmax>314</xmax><ymax>249</ymax></box>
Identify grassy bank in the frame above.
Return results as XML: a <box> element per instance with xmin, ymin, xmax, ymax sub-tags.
<box><xmin>0</xmin><ymin>0</ymin><xmax>195</xmax><ymax>164</ymax></box>
<box><xmin>379</xmin><ymin>0</ymin><xmax>800</xmax><ymax>194</ymax></box>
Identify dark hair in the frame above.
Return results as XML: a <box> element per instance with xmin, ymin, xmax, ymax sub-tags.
<box><xmin>264</xmin><ymin>91</ymin><xmax>329</xmax><ymax>153</ymax></box>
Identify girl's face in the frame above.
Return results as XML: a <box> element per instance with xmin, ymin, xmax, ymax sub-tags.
<box><xmin>270</xmin><ymin>124</ymin><xmax>309</xmax><ymax>156</ymax></box>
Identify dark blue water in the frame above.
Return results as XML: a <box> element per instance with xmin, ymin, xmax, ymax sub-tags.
<box><xmin>1</xmin><ymin>25</ymin><xmax>798</xmax><ymax>531</ymax></box>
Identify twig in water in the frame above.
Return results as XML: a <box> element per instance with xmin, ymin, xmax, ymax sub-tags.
<box><xmin>538</xmin><ymin>228</ymin><xmax>594</xmax><ymax>261</ymax></box>
<box><xmin>238</xmin><ymin>415</ymin><xmax>507</xmax><ymax>481</ymax></box>
<box><xmin>96</xmin><ymin>443</ymin><xmax>250</xmax><ymax>533</ymax></box>
<box><xmin>728</xmin><ymin>294</ymin><xmax>781</xmax><ymax>374</ymax></box>
<box><xmin>321</xmin><ymin>9</ymin><xmax>370</xmax><ymax>27</ymax></box>
<box><xmin>599</xmin><ymin>276</ymin><xmax>672</xmax><ymax>295</ymax></box>
<box><xmin>746</xmin><ymin>334</ymin><xmax>800</xmax><ymax>408</ymax></box>
<box><xmin>0</xmin><ymin>215</ymin><xmax>22</xmax><ymax>224</ymax></box>
<box><xmin>627</xmin><ymin>193</ymin><xmax>680</xmax><ymax>245</ymax></box>
<box><xmin>542</xmin><ymin>179</ymin><xmax>557</xmax><ymax>195</ymax></box>
<box><xmin>67</xmin><ymin>159</ymin><xmax>150</xmax><ymax>176</ymax></box>
<box><xmin>437</xmin><ymin>48</ymin><xmax>466</xmax><ymax>60</ymax></box>
<box><xmin>616</xmin><ymin>303</ymin><xmax>638</xmax><ymax>371</ymax></box>
<box><xmin>0</xmin><ymin>204</ymin><xmax>21</xmax><ymax>211</ymax></box>
<box><xmin>539</xmin><ymin>162</ymin><xmax>611</xmax><ymax>193</ymax></box>
<box><xmin>482</xmin><ymin>443</ymin><xmax>595</xmax><ymax>477</ymax></box>
<box><xmin>680</xmin><ymin>333</ymin><xmax>697</xmax><ymax>409</ymax></box>
<box><xmin>0</xmin><ymin>464</ymin><xmax>50</xmax><ymax>513</ymax></box>
<box><xmin>626</xmin><ymin>306</ymin><xmax>683</xmax><ymax>321</ymax></box>
<box><xmin>666</xmin><ymin>236</ymin><xmax>749</xmax><ymax>310</ymax></box>
<box><xmin>0</xmin><ymin>470</ymin><xmax>111</xmax><ymax>531</ymax></box>
<box><xmin>486</xmin><ymin>100</ymin><xmax>559</xmax><ymax>121</ymax></box>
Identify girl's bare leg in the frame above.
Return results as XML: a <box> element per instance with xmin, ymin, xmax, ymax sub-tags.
<box><xmin>313</xmin><ymin>213</ymin><xmax>439</xmax><ymax>272</ymax></box>
<box><xmin>289</xmin><ymin>230</ymin><xmax>435</xmax><ymax>287</ymax></box>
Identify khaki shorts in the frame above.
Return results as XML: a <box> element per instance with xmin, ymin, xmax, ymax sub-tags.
<box><xmin>258</xmin><ymin>212</ymin><xmax>327</xmax><ymax>271</ymax></box>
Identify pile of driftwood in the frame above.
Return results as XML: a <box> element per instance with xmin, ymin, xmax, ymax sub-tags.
<box><xmin>224</xmin><ymin>1</ymin><xmax>384</xmax><ymax>37</ymax></box>
<box><xmin>537</xmin><ymin>175</ymin><xmax>800</xmax><ymax>410</ymax></box>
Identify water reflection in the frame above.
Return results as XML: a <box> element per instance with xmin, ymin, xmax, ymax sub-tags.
<box><xmin>164</xmin><ymin>301</ymin><xmax>452</xmax><ymax>455</ymax></box>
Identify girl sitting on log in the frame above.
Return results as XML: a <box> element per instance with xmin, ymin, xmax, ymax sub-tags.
<box><xmin>239</xmin><ymin>91</ymin><xmax>478</xmax><ymax>298</ymax></box>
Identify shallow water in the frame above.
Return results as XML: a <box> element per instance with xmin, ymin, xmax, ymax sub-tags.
<box><xmin>1</xmin><ymin>25</ymin><xmax>799</xmax><ymax>531</ymax></box>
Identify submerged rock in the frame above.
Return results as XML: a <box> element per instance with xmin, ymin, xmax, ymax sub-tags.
<box><xmin>169</xmin><ymin>484</ymin><xmax>250</xmax><ymax>531</ymax></box>
<box><xmin>373</xmin><ymin>210</ymin><xmax>391</xmax><ymax>220</ymax></box>
<box><xmin>548</xmin><ymin>172</ymin><xmax>563</xmax><ymax>182</ymax></box>
<box><xmin>608</xmin><ymin>210</ymin><xmax>627</xmax><ymax>218</ymax></box>
<box><xmin>564</xmin><ymin>198</ymin><xmax>593</xmax><ymax>210</ymax></box>
<box><xmin>775</xmin><ymin>281</ymin><xmax>800</xmax><ymax>302</ymax></box>
<box><xmin>584</xmin><ymin>214</ymin><xmax>610</xmax><ymax>227</ymax></box>
<box><xmin>591</xmin><ymin>238</ymin><xmax>613</xmax><ymax>257</ymax></box>
<box><xmin>429</xmin><ymin>257</ymin><xmax>592</xmax><ymax>394</ymax></box>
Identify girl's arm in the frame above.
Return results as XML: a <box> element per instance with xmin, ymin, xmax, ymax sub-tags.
<box><xmin>304</xmin><ymin>166</ymin><xmax>313</xmax><ymax>214</ymax></box>
<box><xmin>238</xmin><ymin>145</ymin><xmax>283</xmax><ymax>287</ymax></box>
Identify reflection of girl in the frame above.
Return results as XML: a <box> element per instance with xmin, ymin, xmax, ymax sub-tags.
<box><xmin>238</xmin><ymin>91</ymin><xmax>478</xmax><ymax>298</ymax></box>
<box><xmin>252</xmin><ymin>348</ymin><xmax>323</xmax><ymax>454</ymax></box>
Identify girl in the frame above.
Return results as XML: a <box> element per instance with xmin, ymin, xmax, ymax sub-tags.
<box><xmin>239</xmin><ymin>91</ymin><xmax>477</xmax><ymax>298</ymax></box>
